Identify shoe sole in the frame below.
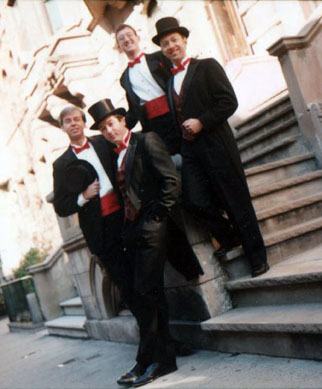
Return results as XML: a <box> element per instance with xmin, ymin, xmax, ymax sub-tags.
<box><xmin>132</xmin><ymin>367</ymin><xmax>177</xmax><ymax>387</ymax></box>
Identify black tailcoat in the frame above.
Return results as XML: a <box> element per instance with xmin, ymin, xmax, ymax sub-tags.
<box><xmin>118</xmin><ymin>131</ymin><xmax>201</xmax><ymax>367</ymax></box>
<box><xmin>120</xmin><ymin>51</ymin><xmax>181</xmax><ymax>154</ymax></box>
<box><xmin>166</xmin><ymin>58</ymin><xmax>267</xmax><ymax>269</ymax></box>
<box><xmin>123</xmin><ymin>131</ymin><xmax>203</xmax><ymax>282</ymax></box>
<box><xmin>52</xmin><ymin>135</ymin><xmax>121</xmax><ymax>255</ymax></box>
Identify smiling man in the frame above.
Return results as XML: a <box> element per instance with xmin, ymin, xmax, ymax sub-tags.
<box><xmin>116</xmin><ymin>23</ymin><xmax>182</xmax><ymax>156</ymax></box>
<box><xmin>154</xmin><ymin>17</ymin><xmax>269</xmax><ymax>278</ymax></box>
<box><xmin>52</xmin><ymin>106</ymin><xmax>131</xmax><ymax>308</ymax></box>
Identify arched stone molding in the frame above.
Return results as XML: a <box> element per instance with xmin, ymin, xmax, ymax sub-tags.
<box><xmin>89</xmin><ymin>255</ymin><xmax>122</xmax><ymax>320</ymax></box>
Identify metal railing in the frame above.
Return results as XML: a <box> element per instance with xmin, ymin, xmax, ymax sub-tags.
<box><xmin>0</xmin><ymin>276</ymin><xmax>35</xmax><ymax>322</ymax></box>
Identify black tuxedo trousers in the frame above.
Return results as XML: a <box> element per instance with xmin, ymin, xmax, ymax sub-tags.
<box><xmin>122</xmin><ymin>214</ymin><xmax>176</xmax><ymax>368</ymax></box>
<box><xmin>181</xmin><ymin>138</ymin><xmax>267</xmax><ymax>270</ymax></box>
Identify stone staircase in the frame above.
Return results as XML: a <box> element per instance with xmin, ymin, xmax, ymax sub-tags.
<box><xmin>199</xmin><ymin>93</ymin><xmax>322</xmax><ymax>360</ymax></box>
<box><xmin>45</xmin><ymin>297</ymin><xmax>88</xmax><ymax>339</ymax></box>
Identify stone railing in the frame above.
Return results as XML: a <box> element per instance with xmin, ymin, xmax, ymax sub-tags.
<box><xmin>268</xmin><ymin>9</ymin><xmax>322</xmax><ymax>165</ymax></box>
<box><xmin>28</xmin><ymin>246</ymin><xmax>77</xmax><ymax>321</ymax></box>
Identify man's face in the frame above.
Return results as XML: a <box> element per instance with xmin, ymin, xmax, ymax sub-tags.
<box><xmin>99</xmin><ymin>115</ymin><xmax>128</xmax><ymax>145</ymax></box>
<box><xmin>159</xmin><ymin>32</ymin><xmax>187</xmax><ymax>65</ymax></box>
<box><xmin>61</xmin><ymin>110</ymin><xmax>85</xmax><ymax>143</ymax></box>
<box><xmin>116</xmin><ymin>27</ymin><xmax>140</xmax><ymax>58</ymax></box>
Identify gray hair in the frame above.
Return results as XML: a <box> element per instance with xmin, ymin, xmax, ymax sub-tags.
<box><xmin>59</xmin><ymin>106</ymin><xmax>86</xmax><ymax>127</ymax></box>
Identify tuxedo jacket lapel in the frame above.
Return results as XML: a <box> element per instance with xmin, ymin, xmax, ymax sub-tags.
<box><xmin>166</xmin><ymin>78</ymin><xmax>177</xmax><ymax>124</ymax></box>
<box><xmin>124</xmin><ymin>133</ymin><xmax>138</xmax><ymax>189</ymax></box>
<box><xmin>146</xmin><ymin>53</ymin><xmax>167</xmax><ymax>90</ymax></box>
<box><xmin>89</xmin><ymin>137</ymin><xmax>116</xmax><ymax>185</ymax></box>
<box><xmin>123</xmin><ymin>68</ymin><xmax>140</xmax><ymax>106</ymax></box>
<box><xmin>181</xmin><ymin>58</ymin><xmax>199</xmax><ymax>107</ymax></box>
<box><xmin>124</xmin><ymin>133</ymin><xmax>141</xmax><ymax>210</ymax></box>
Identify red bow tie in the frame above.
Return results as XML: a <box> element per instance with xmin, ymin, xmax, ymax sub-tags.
<box><xmin>114</xmin><ymin>131</ymin><xmax>131</xmax><ymax>154</ymax></box>
<box><xmin>171</xmin><ymin>58</ymin><xmax>191</xmax><ymax>75</ymax></box>
<box><xmin>72</xmin><ymin>140</ymin><xmax>90</xmax><ymax>154</ymax></box>
<box><xmin>128</xmin><ymin>53</ymin><xmax>144</xmax><ymax>68</ymax></box>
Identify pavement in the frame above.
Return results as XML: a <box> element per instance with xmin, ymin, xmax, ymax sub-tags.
<box><xmin>1</xmin><ymin>317</ymin><xmax>322</xmax><ymax>389</ymax></box>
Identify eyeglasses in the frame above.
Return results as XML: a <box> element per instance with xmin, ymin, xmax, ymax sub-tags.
<box><xmin>117</xmin><ymin>32</ymin><xmax>137</xmax><ymax>42</ymax></box>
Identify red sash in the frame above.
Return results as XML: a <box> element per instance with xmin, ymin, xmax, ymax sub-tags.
<box><xmin>100</xmin><ymin>192</ymin><xmax>120</xmax><ymax>216</ymax></box>
<box><xmin>145</xmin><ymin>95</ymin><xmax>170</xmax><ymax>119</ymax></box>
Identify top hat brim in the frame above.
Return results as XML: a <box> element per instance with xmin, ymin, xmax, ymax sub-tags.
<box><xmin>89</xmin><ymin>107</ymin><xmax>126</xmax><ymax>130</ymax></box>
<box><xmin>64</xmin><ymin>159</ymin><xmax>98</xmax><ymax>194</ymax></box>
<box><xmin>152</xmin><ymin>26</ymin><xmax>189</xmax><ymax>46</ymax></box>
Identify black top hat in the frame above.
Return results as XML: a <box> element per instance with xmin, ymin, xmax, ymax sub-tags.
<box><xmin>65</xmin><ymin>159</ymin><xmax>98</xmax><ymax>194</ymax></box>
<box><xmin>152</xmin><ymin>17</ymin><xmax>189</xmax><ymax>46</ymax></box>
<box><xmin>88</xmin><ymin>99</ymin><xmax>126</xmax><ymax>130</ymax></box>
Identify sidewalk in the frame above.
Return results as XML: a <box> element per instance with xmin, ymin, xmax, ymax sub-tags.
<box><xmin>1</xmin><ymin>317</ymin><xmax>322</xmax><ymax>389</ymax></box>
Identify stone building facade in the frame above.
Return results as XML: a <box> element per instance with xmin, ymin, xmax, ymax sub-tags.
<box><xmin>0</xmin><ymin>0</ymin><xmax>318</xmax><ymax>273</ymax></box>
<box><xmin>1</xmin><ymin>0</ymin><xmax>322</xmax><ymax>352</ymax></box>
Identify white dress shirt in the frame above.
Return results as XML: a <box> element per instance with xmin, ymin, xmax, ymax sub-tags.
<box><xmin>129</xmin><ymin>53</ymin><xmax>165</xmax><ymax>103</ymax></box>
<box><xmin>70</xmin><ymin>139</ymin><xmax>114</xmax><ymax>207</ymax></box>
<box><xmin>173</xmin><ymin>56</ymin><xmax>191</xmax><ymax>95</ymax></box>
<box><xmin>117</xmin><ymin>131</ymin><xmax>131</xmax><ymax>168</ymax></box>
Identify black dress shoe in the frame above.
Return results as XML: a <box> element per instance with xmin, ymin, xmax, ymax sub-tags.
<box><xmin>214</xmin><ymin>237</ymin><xmax>241</xmax><ymax>258</ymax></box>
<box><xmin>117</xmin><ymin>363</ymin><xmax>146</xmax><ymax>386</ymax></box>
<box><xmin>173</xmin><ymin>340</ymin><xmax>194</xmax><ymax>356</ymax></box>
<box><xmin>252</xmin><ymin>263</ymin><xmax>270</xmax><ymax>278</ymax></box>
<box><xmin>132</xmin><ymin>362</ymin><xmax>177</xmax><ymax>387</ymax></box>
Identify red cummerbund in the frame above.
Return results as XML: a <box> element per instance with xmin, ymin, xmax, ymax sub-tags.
<box><xmin>100</xmin><ymin>191</ymin><xmax>120</xmax><ymax>216</ymax></box>
<box><xmin>145</xmin><ymin>94</ymin><xmax>170</xmax><ymax>119</ymax></box>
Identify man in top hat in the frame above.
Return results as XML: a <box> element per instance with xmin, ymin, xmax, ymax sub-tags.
<box><xmin>52</xmin><ymin>105</ymin><xmax>130</xmax><ymax>303</ymax></box>
<box><xmin>116</xmin><ymin>23</ymin><xmax>181</xmax><ymax>158</ymax></box>
<box><xmin>154</xmin><ymin>17</ymin><xmax>269</xmax><ymax>278</ymax></box>
<box><xmin>116</xmin><ymin>24</ymin><xmax>207</xmax><ymax>284</ymax></box>
<box><xmin>88</xmin><ymin>98</ymin><xmax>203</xmax><ymax>387</ymax></box>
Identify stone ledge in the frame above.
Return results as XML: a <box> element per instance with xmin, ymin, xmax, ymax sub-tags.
<box><xmin>28</xmin><ymin>246</ymin><xmax>63</xmax><ymax>274</ymax></box>
<box><xmin>268</xmin><ymin>13</ymin><xmax>322</xmax><ymax>57</ymax></box>
<box><xmin>8</xmin><ymin>322</ymin><xmax>44</xmax><ymax>332</ymax></box>
<box><xmin>201</xmin><ymin>303</ymin><xmax>322</xmax><ymax>333</ymax></box>
<box><xmin>45</xmin><ymin>315</ymin><xmax>86</xmax><ymax>329</ymax></box>
<box><xmin>60</xmin><ymin>297</ymin><xmax>82</xmax><ymax>308</ymax></box>
<box><xmin>227</xmin><ymin>271</ymin><xmax>322</xmax><ymax>291</ymax></box>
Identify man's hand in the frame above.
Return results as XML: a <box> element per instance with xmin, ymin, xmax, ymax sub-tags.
<box><xmin>83</xmin><ymin>179</ymin><xmax>100</xmax><ymax>200</ymax></box>
<box><xmin>182</xmin><ymin>118</ymin><xmax>203</xmax><ymax>134</ymax></box>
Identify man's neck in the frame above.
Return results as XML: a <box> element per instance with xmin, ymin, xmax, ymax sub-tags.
<box><xmin>71</xmin><ymin>136</ymin><xmax>87</xmax><ymax>147</ymax></box>
<box><xmin>115</xmin><ymin>129</ymin><xmax>130</xmax><ymax>147</ymax></box>
<box><xmin>127</xmin><ymin>48</ymin><xmax>142</xmax><ymax>61</ymax></box>
<box><xmin>173</xmin><ymin>54</ymin><xmax>188</xmax><ymax>67</ymax></box>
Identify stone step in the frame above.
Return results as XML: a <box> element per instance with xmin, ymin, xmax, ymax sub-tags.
<box><xmin>219</xmin><ymin>228</ymin><xmax>322</xmax><ymax>280</ymax></box>
<box><xmin>235</xmin><ymin>96</ymin><xmax>294</xmax><ymax>138</ymax></box>
<box><xmin>241</xmin><ymin>135</ymin><xmax>309</xmax><ymax>169</ymax></box>
<box><xmin>265</xmin><ymin>216</ymin><xmax>322</xmax><ymax>265</ymax></box>
<box><xmin>200</xmin><ymin>303</ymin><xmax>322</xmax><ymax>360</ymax></box>
<box><xmin>226</xmin><ymin>257</ymin><xmax>322</xmax><ymax>308</ymax></box>
<box><xmin>251</xmin><ymin>170</ymin><xmax>322</xmax><ymax>212</ymax></box>
<box><xmin>45</xmin><ymin>315</ymin><xmax>88</xmax><ymax>338</ymax></box>
<box><xmin>258</xmin><ymin>192</ymin><xmax>322</xmax><ymax>235</ymax></box>
<box><xmin>238</xmin><ymin>116</ymin><xmax>299</xmax><ymax>154</ymax></box>
<box><xmin>60</xmin><ymin>297</ymin><xmax>85</xmax><ymax>316</ymax></box>
<box><xmin>246</xmin><ymin>153</ymin><xmax>316</xmax><ymax>189</ymax></box>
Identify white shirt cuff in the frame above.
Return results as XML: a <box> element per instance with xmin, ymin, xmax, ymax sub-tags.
<box><xmin>77</xmin><ymin>193</ymin><xmax>89</xmax><ymax>207</ymax></box>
